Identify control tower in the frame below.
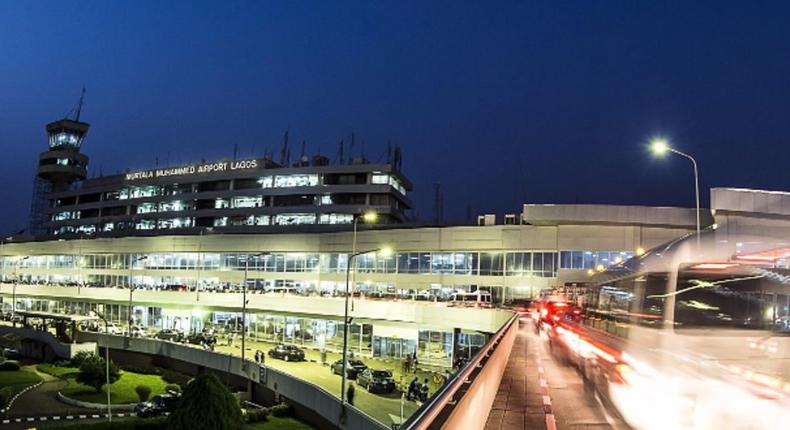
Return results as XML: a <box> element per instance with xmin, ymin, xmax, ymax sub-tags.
<box><xmin>29</xmin><ymin>92</ymin><xmax>91</xmax><ymax>236</ymax></box>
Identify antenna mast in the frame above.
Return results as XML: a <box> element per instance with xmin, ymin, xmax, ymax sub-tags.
<box><xmin>74</xmin><ymin>87</ymin><xmax>86</xmax><ymax>122</ymax></box>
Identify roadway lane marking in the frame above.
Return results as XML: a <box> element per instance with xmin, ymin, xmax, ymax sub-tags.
<box><xmin>66</xmin><ymin>415</ymin><xmax>74</xmax><ymax>419</ymax></box>
<box><xmin>91</xmin><ymin>414</ymin><xmax>100</xmax><ymax>418</ymax></box>
<box><xmin>26</xmin><ymin>417</ymin><xmax>34</xmax><ymax>422</ymax></box>
<box><xmin>2</xmin><ymin>419</ymin><xmax>8</xmax><ymax>424</ymax></box>
<box><xmin>79</xmin><ymin>415</ymin><xmax>86</xmax><ymax>419</ymax></box>
<box><xmin>40</xmin><ymin>417</ymin><xmax>47</xmax><ymax>421</ymax></box>
<box><xmin>53</xmin><ymin>416</ymin><xmax>61</xmax><ymax>420</ymax></box>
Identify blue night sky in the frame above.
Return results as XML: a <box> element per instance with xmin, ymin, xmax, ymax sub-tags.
<box><xmin>2</xmin><ymin>1</ymin><xmax>790</xmax><ymax>231</ymax></box>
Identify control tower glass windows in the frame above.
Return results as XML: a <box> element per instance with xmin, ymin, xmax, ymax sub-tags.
<box><xmin>273</xmin><ymin>174</ymin><xmax>318</xmax><ymax>188</ymax></box>
<box><xmin>49</xmin><ymin>132</ymin><xmax>81</xmax><ymax>148</ymax></box>
<box><xmin>274</xmin><ymin>213</ymin><xmax>316</xmax><ymax>225</ymax></box>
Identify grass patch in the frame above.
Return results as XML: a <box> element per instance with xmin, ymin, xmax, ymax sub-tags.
<box><xmin>40</xmin><ymin>363</ymin><xmax>168</xmax><ymax>405</ymax></box>
<box><xmin>37</xmin><ymin>363</ymin><xmax>79</xmax><ymax>378</ymax></box>
<box><xmin>247</xmin><ymin>416</ymin><xmax>315</xmax><ymax>430</ymax></box>
<box><xmin>0</xmin><ymin>369</ymin><xmax>42</xmax><ymax>396</ymax></box>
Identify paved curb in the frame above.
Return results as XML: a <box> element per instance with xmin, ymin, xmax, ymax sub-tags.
<box><xmin>0</xmin><ymin>380</ymin><xmax>44</xmax><ymax>414</ymax></box>
<box><xmin>0</xmin><ymin>411</ymin><xmax>170</xmax><ymax>425</ymax></box>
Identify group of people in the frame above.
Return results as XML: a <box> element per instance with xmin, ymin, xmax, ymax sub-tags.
<box><xmin>401</xmin><ymin>352</ymin><xmax>419</xmax><ymax>373</ymax></box>
<box><xmin>407</xmin><ymin>377</ymin><xmax>430</xmax><ymax>402</ymax></box>
<box><xmin>254</xmin><ymin>349</ymin><xmax>266</xmax><ymax>365</ymax></box>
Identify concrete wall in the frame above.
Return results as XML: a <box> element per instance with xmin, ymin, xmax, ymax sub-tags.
<box><xmin>0</xmin><ymin>326</ymin><xmax>96</xmax><ymax>360</ymax></box>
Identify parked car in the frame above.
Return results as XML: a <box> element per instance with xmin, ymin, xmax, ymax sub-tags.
<box><xmin>154</xmin><ymin>329</ymin><xmax>184</xmax><ymax>342</ymax></box>
<box><xmin>267</xmin><ymin>344</ymin><xmax>305</xmax><ymax>362</ymax></box>
<box><xmin>356</xmin><ymin>368</ymin><xmax>396</xmax><ymax>393</ymax></box>
<box><xmin>127</xmin><ymin>325</ymin><xmax>147</xmax><ymax>338</ymax></box>
<box><xmin>330</xmin><ymin>359</ymin><xmax>368</xmax><ymax>379</ymax></box>
<box><xmin>104</xmin><ymin>323</ymin><xmax>123</xmax><ymax>335</ymax></box>
<box><xmin>135</xmin><ymin>393</ymin><xmax>181</xmax><ymax>418</ymax></box>
<box><xmin>185</xmin><ymin>332</ymin><xmax>217</xmax><ymax>346</ymax></box>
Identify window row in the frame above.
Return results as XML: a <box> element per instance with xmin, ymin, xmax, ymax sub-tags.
<box><xmin>1</xmin><ymin>251</ymin><xmax>561</xmax><ymax>277</ymax></box>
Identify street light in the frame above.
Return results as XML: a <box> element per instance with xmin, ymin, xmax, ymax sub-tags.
<box><xmin>12</xmin><ymin>256</ymin><xmax>30</xmax><ymax>321</ymax></box>
<box><xmin>650</xmin><ymin>137</ymin><xmax>701</xmax><ymax>248</ymax></box>
<box><xmin>127</xmin><ymin>255</ymin><xmax>148</xmax><ymax>337</ymax></box>
<box><xmin>90</xmin><ymin>310</ymin><xmax>113</xmax><ymax>423</ymax></box>
<box><xmin>242</xmin><ymin>252</ymin><xmax>269</xmax><ymax>367</ymax></box>
<box><xmin>340</xmin><ymin>245</ymin><xmax>392</xmax><ymax>409</ymax></box>
<box><xmin>350</xmin><ymin>211</ymin><xmax>378</xmax><ymax>313</ymax></box>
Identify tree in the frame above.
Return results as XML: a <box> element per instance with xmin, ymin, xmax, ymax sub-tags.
<box><xmin>169</xmin><ymin>371</ymin><xmax>244</xmax><ymax>430</ymax></box>
<box><xmin>135</xmin><ymin>384</ymin><xmax>152</xmax><ymax>402</ymax></box>
<box><xmin>76</xmin><ymin>353</ymin><xmax>120</xmax><ymax>393</ymax></box>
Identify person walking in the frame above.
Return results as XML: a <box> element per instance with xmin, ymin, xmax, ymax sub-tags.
<box><xmin>412</xmin><ymin>354</ymin><xmax>419</xmax><ymax>374</ymax></box>
<box><xmin>420</xmin><ymin>378</ymin><xmax>429</xmax><ymax>402</ymax></box>
<box><xmin>408</xmin><ymin>377</ymin><xmax>419</xmax><ymax>401</ymax></box>
<box><xmin>346</xmin><ymin>382</ymin><xmax>356</xmax><ymax>406</ymax></box>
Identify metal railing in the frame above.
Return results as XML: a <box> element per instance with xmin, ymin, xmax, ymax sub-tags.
<box><xmin>401</xmin><ymin>313</ymin><xmax>518</xmax><ymax>430</ymax></box>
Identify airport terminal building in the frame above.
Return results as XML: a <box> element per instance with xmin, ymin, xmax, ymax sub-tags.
<box><xmin>3</xmin><ymin>114</ymin><xmax>788</xmax><ymax>366</ymax></box>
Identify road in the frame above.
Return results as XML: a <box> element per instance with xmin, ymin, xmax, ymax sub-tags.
<box><xmin>485</xmin><ymin>318</ymin><xmax>628</xmax><ymax>430</ymax></box>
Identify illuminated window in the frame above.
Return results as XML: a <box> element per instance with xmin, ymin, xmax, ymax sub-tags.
<box><xmin>274</xmin><ymin>213</ymin><xmax>316</xmax><ymax>225</ymax></box>
<box><xmin>135</xmin><ymin>220</ymin><xmax>156</xmax><ymax>230</ymax></box>
<box><xmin>214</xmin><ymin>217</ymin><xmax>228</xmax><ymax>227</ymax></box>
<box><xmin>231</xmin><ymin>196</ymin><xmax>263</xmax><ymax>208</ymax></box>
<box><xmin>49</xmin><ymin>132</ymin><xmax>81</xmax><ymax>148</ymax></box>
<box><xmin>214</xmin><ymin>198</ymin><xmax>230</xmax><ymax>209</ymax></box>
<box><xmin>273</xmin><ymin>174</ymin><xmax>318</xmax><ymax>188</ymax></box>
<box><xmin>319</xmin><ymin>195</ymin><xmax>333</xmax><ymax>205</ymax></box>
<box><xmin>258</xmin><ymin>176</ymin><xmax>273</xmax><ymax>188</ymax></box>
<box><xmin>318</xmin><ymin>214</ymin><xmax>353</xmax><ymax>224</ymax></box>
<box><xmin>159</xmin><ymin>201</ymin><xmax>185</xmax><ymax>212</ymax></box>
<box><xmin>137</xmin><ymin>203</ymin><xmax>157</xmax><ymax>214</ymax></box>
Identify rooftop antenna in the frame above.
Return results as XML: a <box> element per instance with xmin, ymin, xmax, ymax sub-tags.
<box><xmin>280</xmin><ymin>130</ymin><xmax>289</xmax><ymax>165</ymax></box>
<box><xmin>74</xmin><ymin>87</ymin><xmax>86</xmax><ymax>122</ymax></box>
<box><xmin>348</xmin><ymin>132</ymin><xmax>355</xmax><ymax>164</ymax></box>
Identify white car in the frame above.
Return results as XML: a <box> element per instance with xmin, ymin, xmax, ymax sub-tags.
<box><xmin>104</xmin><ymin>323</ymin><xmax>123</xmax><ymax>335</ymax></box>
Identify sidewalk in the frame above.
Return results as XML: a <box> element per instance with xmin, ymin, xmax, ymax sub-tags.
<box><xmin>484</xmin><ymin>320</ymin><xmax>548</xmax><ymax>430</ymax></box>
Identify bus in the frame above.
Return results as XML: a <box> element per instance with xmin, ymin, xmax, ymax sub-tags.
<box><xmin>449</xmin><ymin>290</ymin><xmax>493</xmax><ymax>308</ymax></box>
<box><xmin>547</xmin><ymin>230</ymin><xmax>790</xmax><ymax>430</ymax></box>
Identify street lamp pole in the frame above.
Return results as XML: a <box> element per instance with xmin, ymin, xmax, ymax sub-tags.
<box><xmin>242</xmin><ymin>252</ymin><xmax>268</xmax><ymax>367</ymax></box>
<box><xmin>92</xmin><ymin>310</ymin><xmax>112</xmax><ymax>423</ymax></box>
<box><xmin>650</xmin><ymin>139</ymin><xmax>701</xmax><ymax>248</ymax></box>
<box><xmin>127</xmin><ymin>255</ymin><xmax>148</xmax><ymax>337</ymax></box>
<box><xmin>340</xmin><ymin>245</ymin><xmax>392</xmax><ymax>408</ymax></box>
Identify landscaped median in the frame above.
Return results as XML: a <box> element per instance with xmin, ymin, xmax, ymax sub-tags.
<box><xmin>37</xmin><ymin>363</ymin><xmax>169</xmax><ymax>406</ymax></box>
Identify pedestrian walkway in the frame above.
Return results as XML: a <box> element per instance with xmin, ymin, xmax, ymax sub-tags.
<box><xmin>484</xmin><ymin>320</ymin><xmax>548</xmax><ymax>430</ymax></box>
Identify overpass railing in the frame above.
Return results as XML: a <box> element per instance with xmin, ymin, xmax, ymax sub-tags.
<box><xmin>401</xmin><ymin>312</ymin><xmax>519</xmax><ymax>430</ymax></box>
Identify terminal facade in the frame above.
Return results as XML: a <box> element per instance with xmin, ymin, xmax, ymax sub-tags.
<box><xmin>7</xmin><ymin>113</ymin><xmax>789</xmax><ymax>366</ymax></box>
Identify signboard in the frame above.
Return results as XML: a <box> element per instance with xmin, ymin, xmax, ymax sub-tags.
<box><xmin>125</xmin><ymin>159</ymin><xmax>259</xmax><ymax>181</ymax></box>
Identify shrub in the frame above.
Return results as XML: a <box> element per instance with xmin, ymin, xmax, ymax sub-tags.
<box><xmin>121</xmin><ymin>363</ymin><xmax>162</xmax><ymax>375</ymax></box>
<box><xmin>0</xmin><ymin>386</ymin><xmax>13</xmax><ymax>409</ymax></box>
<box><xmin>70</xmin><ymin>351</ymin><xmax>93</xmax><ymax>368</ymax></box>
<box><xmin>136</xmin><ymin>384</ymin><xmax>152</xmax><ymax>402</ymax></box>
<box><xmin>76</xmin><ymin>354</ymin><xmax>120</xmax><ymax>393</ymax></box>
<box><xmin>169</xmin><ymin>372</ymin><xmax>244</xmax><ymax>430</ymax></box>
<box><xmin>164</xmin><ymin>384</ymin><xmax>182</xmax><ymax>394</ymax></box>
<box><xmin>269</xmin><ymin>403</ymin><xmax>292</xmax><ymax>418</ymax></box>
<box><xmin>245</xmin><ymin>407</ymin><xmax>269</xmax><ymax>423</ymax></box>
<box><xmin>0</xmin><ymin>360</ymin><xmax>20</xmax><ymax>371</ymax></box>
